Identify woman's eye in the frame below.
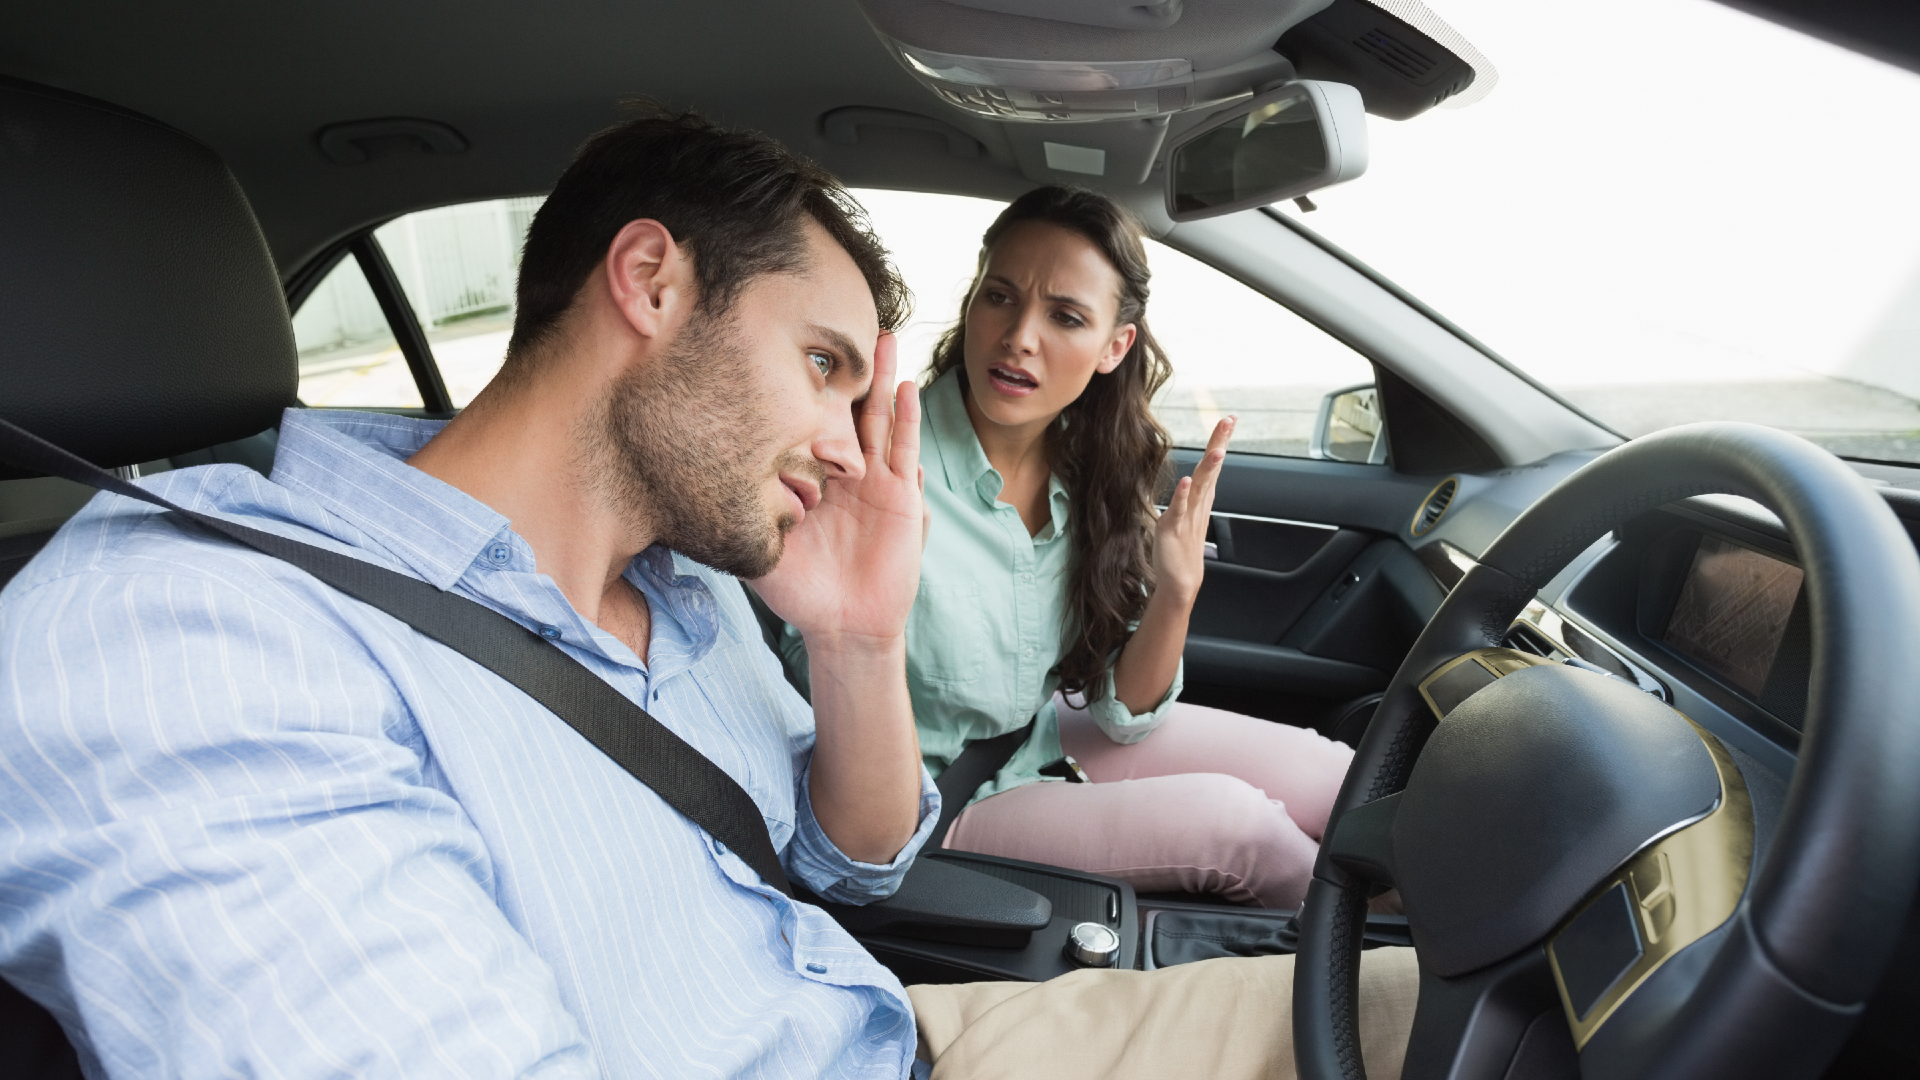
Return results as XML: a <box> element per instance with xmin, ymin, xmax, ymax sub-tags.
<box><xmin>1053</xmin><ymin>311</ymin><xmax>1084</xmax><ymax>328</ymax></box>
<box><xmin>809</xmin><ymin>352</ymin><xmax>833</xmax><ymax>378</ymax></box>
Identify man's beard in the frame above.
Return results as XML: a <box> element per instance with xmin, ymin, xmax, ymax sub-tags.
<box><xmin>594</xmin><ymin>308</ymin><xmax>822</xmax><ymax>579</ymax></box>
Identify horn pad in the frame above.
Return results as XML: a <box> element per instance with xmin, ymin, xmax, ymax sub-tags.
<box><xmin>1395</xmin><ymin>664</ymin><xmax>1720</xmax><ymax>976</ymax></box>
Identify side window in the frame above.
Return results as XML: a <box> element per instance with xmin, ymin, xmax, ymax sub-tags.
<box><xmin>375</xmin><ymin>197</ymin><xmax>543</xmax><ymax>407</ymax></box>
<box><xmin>1144</xmin><ymin>242</ymin><xmax>1374</xmax><ymax>458</ymax></box>
<box><xmin>293</xmin><ymin>253</ymin><xmax>422</xmax><ymax>408</ymax></box>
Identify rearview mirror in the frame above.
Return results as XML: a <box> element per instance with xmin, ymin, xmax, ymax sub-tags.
<box><xmin>1310</xmin><ymin>383</ymin><xmax>1387</xmax><ymax>464</ymax></box>
<box><xmin>1165</xmin><ymin>81</ymin><xmax>1368</xmax><ymax>222</ymax></box>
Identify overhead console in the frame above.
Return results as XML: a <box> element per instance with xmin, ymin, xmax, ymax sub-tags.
<box><xmin>847</xmin><ymin>0</ymin><xmax>1497</xmax><ymax>197</ymax></box>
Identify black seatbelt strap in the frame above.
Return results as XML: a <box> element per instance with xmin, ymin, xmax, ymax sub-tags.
<box><xmin>930</xmin><ymin>720</ymin><xmax>1035</xmax><ymax>849</ymax></box>
<box><xmin>0</xmin><ymin>418</ymin><xmax>792</xmax><ymax>896</ymax></box>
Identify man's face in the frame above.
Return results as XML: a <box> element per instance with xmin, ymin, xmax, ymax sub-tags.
<box><xmin>602</xmin><ymin>220</ymin><xmax>879</xmax><ymax>577</ymax></box>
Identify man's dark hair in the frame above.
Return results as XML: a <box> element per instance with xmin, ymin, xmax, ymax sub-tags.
<box><xmin>507</xmin><ymin>107</ymin><xmax>908</xmax><ymax>362</ymax></box>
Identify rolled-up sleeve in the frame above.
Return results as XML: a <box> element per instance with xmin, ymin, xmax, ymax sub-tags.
<box><xmin>786</xmin><ymin>762</ymin><xmax>941</xmax><ymax>904</ymax></box>
<box><xmin>1084</xmin><ymin>656</ymin><xmax>1184</xmax><ymax>745</ymax></box>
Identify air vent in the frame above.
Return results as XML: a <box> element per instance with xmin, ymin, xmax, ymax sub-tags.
<box><xmin>1354</xmin><ymin>28</ymin><xmax>1437</xmax><ymax>81</ymax></box>
<box><xmin>1411</xmin><ymin>476</ymin><xmax>1458</xmax><ymax>536</ymax></box>
<box><xmin>1504</xmin><ymin>623</ymin><xmax>1557</xmax><ymax>658</ymax></box>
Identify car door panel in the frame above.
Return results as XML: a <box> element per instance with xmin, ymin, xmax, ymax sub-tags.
<box><xmin>1171</xmin><ymin>448</ymin><xmax>1447</xmax><ymax>732</ymax></box>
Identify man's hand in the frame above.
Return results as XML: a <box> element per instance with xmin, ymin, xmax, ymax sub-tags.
<box><xmin>750</xmin><ymin>332</ymin><xmax>924</xmax><ymax>647</ymax></box>
<box><xmin>750</xmin><ymin>332</ymin><xmax>926</xmax><ymax>864</ymax></box>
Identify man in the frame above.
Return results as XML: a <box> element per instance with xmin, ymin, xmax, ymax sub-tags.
<box><xmin>0</xmin><ymin>111</ymin><xmax>1414</xmax><ymax>1079</ymax></box>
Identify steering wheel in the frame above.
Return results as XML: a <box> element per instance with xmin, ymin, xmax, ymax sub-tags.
<box><xmin>1293</xmin><ymin>423</ymin><xmax>1920</xmax><ymax>1080</ymax></box>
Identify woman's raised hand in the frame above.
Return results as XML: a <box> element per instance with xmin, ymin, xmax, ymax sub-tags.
<box><xmin>1153</xmin><ymin>416</ymin><xmax>1235</xmax><ymax>603</ymax></box>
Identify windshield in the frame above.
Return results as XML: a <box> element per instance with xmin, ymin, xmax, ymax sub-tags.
<box><xmin>1278</xmin><ymin>0</ymin><xmax>1920</xmax><ymax>464</ymax></box>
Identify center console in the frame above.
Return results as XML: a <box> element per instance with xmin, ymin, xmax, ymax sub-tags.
<box><xmin>818</xmin><ymin>849</ymin><xmax>1410</xmax><ymax>984</ymax></box>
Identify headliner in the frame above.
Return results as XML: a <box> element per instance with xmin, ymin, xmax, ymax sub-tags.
<box><xmin>4</xmin><ymin>0</ymin><xmax>1915</xmax><ymax>280</ymax></box>
<box><xmin>0</xmin><ymin>0</ymin><xmax>1037</xmax><ymax>276</ymax></box>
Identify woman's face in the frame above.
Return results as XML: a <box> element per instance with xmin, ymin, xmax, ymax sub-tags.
<box><xmin>961</xmin><ymin>220</ymin><xmax>1138</xmax><ymax>434</ymax></box>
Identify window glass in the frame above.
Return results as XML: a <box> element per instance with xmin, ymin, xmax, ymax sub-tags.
<box><xmin>1144</xmin><ymin>243</ymin><xmax>1372</xmax><ymax>456</ymax></box>
<box><xmin>852</xmin><ymin>188</ymin><xmax>1373</xmax><ymax>458</ymax></box>
<box><xmin>292</xmin><ymin>253</ymin><xmax>421</xmax><ymax>408</ymax></box>
<box><xmin>375</xmin><ymin>197</ymin><xmax>544</xmax><ymax>407</ymax></box>
<box><xmin>1269</xmin><ymin>0</ymin><xmax>1920</xmax><ymax>463</ymax></box>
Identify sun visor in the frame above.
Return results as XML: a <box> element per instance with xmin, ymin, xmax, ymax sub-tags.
<box><xmin>1277</xmin><ymin>0</ymin><xmax>1497</xmax><ymax>119</ymax></box>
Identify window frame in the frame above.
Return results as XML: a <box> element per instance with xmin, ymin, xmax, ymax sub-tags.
<box><xmin>285</xmin><ymin>228</ymin><xmax>454</xmax><ymax>416</ymax></box>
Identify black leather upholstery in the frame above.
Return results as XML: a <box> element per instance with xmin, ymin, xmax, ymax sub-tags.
<box><xmin>0</xmin><ymin>77</ymin><xmax>296</xmax><ymax>479</ymax></box>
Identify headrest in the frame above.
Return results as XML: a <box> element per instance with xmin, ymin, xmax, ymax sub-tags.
<box><xmin>0</xmin><ymin>79</ymin><xmax>296</xmax><ymax>478</ymax></box>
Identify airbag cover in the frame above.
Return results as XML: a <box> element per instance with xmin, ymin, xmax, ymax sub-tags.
<box><xmin>1394</xmin><ymin>664</ymin><xmax>1718</xmax><ymax>976</ymax></box>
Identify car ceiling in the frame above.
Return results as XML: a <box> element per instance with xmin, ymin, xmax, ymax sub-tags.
<box><xmin>0</xmin><ymin>0</ymin><xmax>1038</xmax><ymax>276</ymax></box>
<box><xmin>3</xmin><ymin>0</ymin><xmax>1916</xmax><ymax>283</ymax></box>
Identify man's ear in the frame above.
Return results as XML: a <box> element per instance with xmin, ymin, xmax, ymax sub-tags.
<box><xmin>604</xmin><ymin>219</ymin><xmax>691</xmax><ymax>341</ymax></box>
<box><xmin>1096</xmin><ymin>323</ymin><xmax>1138</xmax><ymax>375</ymax></box>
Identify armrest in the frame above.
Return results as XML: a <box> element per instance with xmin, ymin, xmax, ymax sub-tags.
<box><xmin>799</xmin><ymin>856</ymin><xmax>1053</xmax><ymax>948</ymax></box>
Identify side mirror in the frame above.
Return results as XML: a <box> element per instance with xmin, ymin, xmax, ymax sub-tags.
<box><xmin>1310</xmin><ymin>383</ymin><xmax>1388</xmax><ymax>464</ymax></box>
<box><xmin>1165</xmin><ymin>80</ymin><xmax>1368</xmax><ymax>222</ymax></box>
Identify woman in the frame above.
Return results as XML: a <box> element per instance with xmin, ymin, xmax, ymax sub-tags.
<box><xmin>786</xmin><ymin>186</ymin><xmax>1355</xmax><ymax>908</ymax></box>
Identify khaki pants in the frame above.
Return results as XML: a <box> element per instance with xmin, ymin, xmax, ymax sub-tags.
<box><xmin>908</xmin><ymin>947</ymin><xmax>1419</xmax><ymax>1080</ymax></box>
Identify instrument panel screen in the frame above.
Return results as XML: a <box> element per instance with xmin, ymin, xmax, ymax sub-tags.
<box><xmin>1662</xmin><ymin>535</ymin><xmax>1804</xmax><ymax>696</ymax></box>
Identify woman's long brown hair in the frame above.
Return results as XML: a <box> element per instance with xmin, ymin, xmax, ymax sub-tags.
<box><xmin>927</xmin><ymin>186</ymin><xmax>1174</xmax><ymax>700</ymax></box>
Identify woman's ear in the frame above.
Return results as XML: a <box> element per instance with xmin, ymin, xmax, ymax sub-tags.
<box><xmin>1096</xmin><ymin>323</ymin><xmax>1138</xmax><ymax>375</ymax></box>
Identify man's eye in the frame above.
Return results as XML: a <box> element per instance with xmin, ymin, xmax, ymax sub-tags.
<box><xmin>809</xmin><ymin>352</ymin><xmax>833</xmax><ymax>378</ymax></box>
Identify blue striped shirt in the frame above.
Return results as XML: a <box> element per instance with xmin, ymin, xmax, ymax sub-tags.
<box><xmin>0</xmin><ymin>409</ymin><xmax>939</xmax><ymax>1079</ymax></box>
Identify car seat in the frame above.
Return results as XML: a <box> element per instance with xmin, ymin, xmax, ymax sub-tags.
<box><xmin>0</xmin><ymin>75</ymin><xmax>300</xmax><ymax>1077</ymax></box>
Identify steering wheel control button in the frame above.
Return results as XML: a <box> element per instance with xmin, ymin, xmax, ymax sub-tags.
<box><xmin>1065</xmin><ymin>921</ymin><xmax>1120</xmax><ymax>967</ymax></box>
<box><xmin>1549</xmin><ymin>882</ymin><xmax>1644</xmax><ymax>1020</ymax></box>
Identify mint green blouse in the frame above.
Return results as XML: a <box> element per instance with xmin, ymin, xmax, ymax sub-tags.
<box><xmin>778</xmin><ymin>368</ymin><xmax>1181</xmax><ymax>806</ymax></box>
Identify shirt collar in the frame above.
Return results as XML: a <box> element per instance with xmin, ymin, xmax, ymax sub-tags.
<box><xmin>270</xmin><ymin>409</ymin><xmax>725</xmax><ymax>672</ymax></box>
<box><xmin>923</xmin><ymin>367</ymin><xmax>996</xmax><ymax>499</ymax></box>
<box><xmin>269</xmin><ymin>409</ymin><xmax>509</xmax><ymax>591</ymax></box>
<box><xmin>921</xmin><ymin>368</ymin><xmax>1072</xmax><ymax>543</ymax></box>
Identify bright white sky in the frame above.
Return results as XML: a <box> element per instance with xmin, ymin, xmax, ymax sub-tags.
<box><xmin>1292</xmin><ymin>0</ymin><xmax>1920</xmax><ymax>395</ymax></box>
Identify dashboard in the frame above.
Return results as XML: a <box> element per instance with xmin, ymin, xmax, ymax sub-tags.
<box><xmin>1416</xmin><ymin>455</ymin><xmax>1920</xmax><ymax>783</ymax></box>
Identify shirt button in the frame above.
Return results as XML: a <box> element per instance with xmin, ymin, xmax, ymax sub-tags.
<box><xmin>1023</xmin><ymin>646</ymin><xmax>1036</xmax><ymax>659</ymax></box>
<box><xmin>1018</xmin><ymin>572</ymin><xmax>1032</xmax><ymax>584</ymax></box>
<box><xmin>487</xmin><ymin>543</ymin><xmax>511</xmax><ymax>564</ymax></box>
<box><xmin>806</xmin><ymin>963</ymin><xmax>828</xmax><ymax>974</ymax></box>
<box><xmin>538</xmin><ymin>625</ymin><xmax>563</xmax><ymax>640</ymax></box>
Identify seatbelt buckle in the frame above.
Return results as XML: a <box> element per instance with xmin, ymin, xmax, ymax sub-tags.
<box><xmin>1037</xmin><ymin>755</ymin><xmax>1090</xmax><ymax>784</ymax></box>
